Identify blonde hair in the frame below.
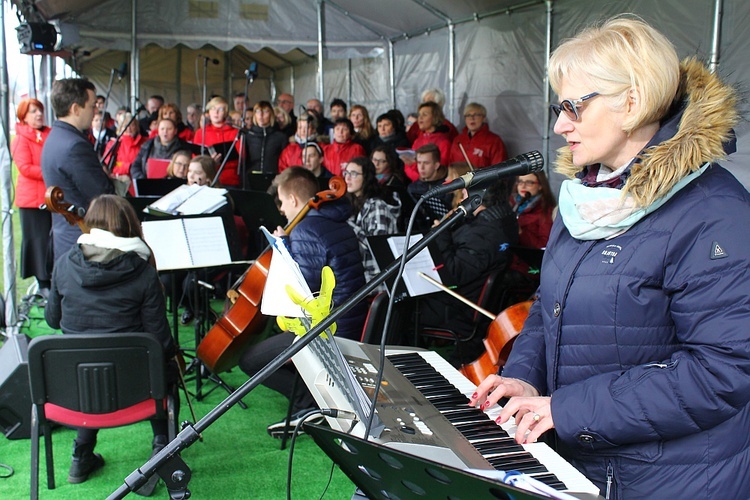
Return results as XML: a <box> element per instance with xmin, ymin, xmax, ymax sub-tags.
<box><xmin>206</xmin><ymin>96</ymin><xmax>229</xmax><ymax>113</ymax></box>
<box><xmin>549</xmin><ymin>16</ymin><xmax>679</xmax><ymax>134</ymax></box>
<box><xmin>463</xmin><ymin>102</ymin><xmax>486</xmax><ymax>117</ymax></box>
<box><xmin>116</xmin><ymin>112</ymin><xmax>135</xmax><ymax>135</ymax></box>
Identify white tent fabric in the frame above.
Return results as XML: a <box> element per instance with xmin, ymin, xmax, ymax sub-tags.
<box><xmin>4</xmin><ymin>0</ymin><xmax>748</xmax><ymax>327</ymax></box>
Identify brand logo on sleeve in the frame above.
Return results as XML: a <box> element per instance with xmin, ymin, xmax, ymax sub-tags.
<box><xmin>601</xmin><ymin>244</ymin><xmax>622</xmax><ymax>264</ymax></box>
<box><xmin>710</xmin><ymin>241</ymin><xmax>728</xmax><ymax>260</ymax></box>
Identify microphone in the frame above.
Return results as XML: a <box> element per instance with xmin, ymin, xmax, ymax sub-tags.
<box><xmin>244</xmin><ymin>61</ymin><xmax>258</xmax><ymax>81</ymax></box>
<box><xmin>422</xmin><ymin>151</ymin><xmax>544</xmax><ymax>199</ymax></box>
<box><xmin>198</xmin><ymin>54</ymin><xmax>220</xmax><ymax>65</ymax></box>
<box><xmin>116</xmin><ymin>62</ymin><xmax>127</xmax><ymax>81</ymax></box>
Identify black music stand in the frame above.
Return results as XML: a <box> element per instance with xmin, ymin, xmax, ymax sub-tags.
<box><xmin>304</xmin><ymin>423</ymin><xmax>549</xmax><ymax>500</ymax></box>
<box><xmin>226</xmin><ymin>188</ymin><xmax>285</xmax><ymax>259</ymax></box>
<box><xmin>133</xmin><ymin>177</ymin><xmax>186</xmax><ymax>197</ymax></box>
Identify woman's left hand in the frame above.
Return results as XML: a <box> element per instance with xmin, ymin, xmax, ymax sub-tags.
<box><xmin>497</xmin><ymin>396</ymin><xmax>554</xmax><ymax>444</ymax></box>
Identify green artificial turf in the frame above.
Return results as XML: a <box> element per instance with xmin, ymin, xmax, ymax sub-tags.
<box><xmin>1</xmin><ymin>305</ymin><xmax>358</xmax><ymax>499</ymax></box>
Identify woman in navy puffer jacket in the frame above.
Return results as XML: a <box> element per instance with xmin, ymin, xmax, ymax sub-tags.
<box><xmin>472</xmin><ymin>17</ymin><xmax>750</xmax><ymax>499</ymax></box>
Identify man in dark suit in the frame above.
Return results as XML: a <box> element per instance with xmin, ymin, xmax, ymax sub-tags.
<box><xmin>42</xmin><ymin>78</ymin><xmax>114</xmax><ymax>261</ymax></box>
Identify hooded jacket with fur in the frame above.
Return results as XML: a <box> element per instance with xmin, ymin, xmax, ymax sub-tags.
<box><xmin>502</xmin><ymin>59</ymin><xmax>750</xmax><ymax>498</ymax></box>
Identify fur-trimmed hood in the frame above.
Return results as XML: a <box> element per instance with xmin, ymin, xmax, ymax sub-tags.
<box><xmin>555</xmin><ymin>58</ymin><xmax>739</xmax><ymax>207</ymax></box>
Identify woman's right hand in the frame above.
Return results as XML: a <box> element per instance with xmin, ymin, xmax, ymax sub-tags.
<box><xmin>468</xmin><ymin>374</ymin><xmax>539</xmax><ymax>410</ymax></box>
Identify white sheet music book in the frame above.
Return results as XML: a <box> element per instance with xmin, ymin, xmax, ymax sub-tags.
<box><xmin>259</xmin><ymin>226</ymin><xmax>313</xmax><ymax>318</ymax></box>
<box><xmin>141</xmin><ymin>216</ymin><xmax>232</xmax><ymax>270</ymax></box>
<box><xmin>387</xmin><ymin>234</ymin><xmax>443</xmax><ymax>297</ymax></box>
<box><xmin>145</xmin><ymin>184</ymin><xmax>228</xmax><ymax>216</ymax></box>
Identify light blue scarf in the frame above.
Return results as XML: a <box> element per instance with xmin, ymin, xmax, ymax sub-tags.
<box><xmin>558</xmin><ymin>163</ymin><xmax>709</xmax><ymax>240</ymax></box>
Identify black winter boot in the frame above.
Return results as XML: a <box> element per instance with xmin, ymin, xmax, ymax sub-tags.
<box><xmin>134</xmin><ymin>435</ymin><xmax>169</xmax><ymax>497</ymax></box>
<box><xmin>68</xmin><ymin>439</ymin><xmax>105</xmax><ymax>484</ymax></box>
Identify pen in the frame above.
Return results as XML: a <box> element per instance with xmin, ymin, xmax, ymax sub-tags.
<box><xmin>432</xmin><ymin>263</ymin><xmax>444</xmax><ymax>271</ymax></box>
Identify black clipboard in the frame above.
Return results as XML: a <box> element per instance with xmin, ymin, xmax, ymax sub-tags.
<box><xmin>133</xmin><ymin>177</ymin><xmax>186</xmax><ymax>197</ymax></box>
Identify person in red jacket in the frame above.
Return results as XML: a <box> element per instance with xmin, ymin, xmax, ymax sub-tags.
<box><xmin>406</xmin><ymin>87</ymin><xmax>458</xmax><ymax>144</ymax></box>
<box><xmin>407</xmin><ymin>102</ymin><xmax>452</xmax><ymax>181</ymax></box>
<box><xmin>148</xmin><ymin>103</ymin><xmax>194</xmax><ymax>143</ymax></box>
<box><xmin>322</xmin><ymin>118</ymin><xmax>365</xmax><ymax>176</ymax></box>
<box><xmin>103</xmin><ymin>112</ymin><xmax>146</xmax><ymax>179</ymax></box>
<box><xmin>450</xmin><ymin>102</ymin><xmax>508</xmax><ymax>168</ymax></box>
<box><xmin>511</xmin><ymin>171</ymin><xmax>556</xmax><ymax>249</ymax></box>
<box><xmin>278</xmin><ymin>111</ymin><xmax>317</xmax><ymax>172</ymax></box>
<box><xmin>192</xmin><ymin>96</ymin><xmax>240</xmax><ymax>186</ymax></box>
<box><xmin>11</xmin><ymin>98</ymin><xmax>52</xmax><ymax>296</ymax></box>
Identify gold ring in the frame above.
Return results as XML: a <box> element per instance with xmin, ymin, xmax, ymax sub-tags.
<box><xmin>532</xmin><ymin>413</ymin><xmax>540</xmax><ymax>422</ymax></box>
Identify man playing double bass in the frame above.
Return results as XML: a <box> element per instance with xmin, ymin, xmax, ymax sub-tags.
<box><xmin>238</xmin><ymin>167</ymin><xmax>367</xmax><ymax>436</ymax></box>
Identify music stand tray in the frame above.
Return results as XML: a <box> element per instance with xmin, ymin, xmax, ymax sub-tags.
<box><xmin>304</xmin><ymin>423</ymin><xmax>550</xmax><ymax>500</ymax></box>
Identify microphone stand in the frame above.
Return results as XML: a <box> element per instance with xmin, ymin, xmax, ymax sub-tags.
<box><xmin>94</xmin><ymin>68</ymin><xmax>117</xmax><ymax>155</ymax></box>
<box><xmin>100</xmin><ymin>111</ymin><xmax>141</xmax><ymax>173</ymax></box>
<box><xmin>209</xmin><ymin>125</ymin><xmax>245</xmax><ymax>188</ymax></box>
<box><xmin>107</xmin><ymin>192</ymin><xmax>482</xmax><ymax>500</ymax></box>
<box><xmin>239</xmin><ymin>74</ymin><xmax>253</xmax><ymax>190</ymax></box>
<box><xmin>199</xmin><ymin>57</ymin><xmax>209</xmax><ymax>155</ymax></box>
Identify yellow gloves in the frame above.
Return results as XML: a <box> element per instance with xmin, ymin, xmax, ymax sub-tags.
<box><xmin>276</xmin><ymin>266</ymin><xmax>337</xmax><ymax>339</ymax></box>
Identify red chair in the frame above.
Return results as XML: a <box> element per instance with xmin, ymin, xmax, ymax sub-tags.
<box><xmin>27</xmin><ymin>332</ymin><xmax>176</xmax><ymax>498</ymax></box>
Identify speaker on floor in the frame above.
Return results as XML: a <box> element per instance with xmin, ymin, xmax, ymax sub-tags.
<box><xmin>0</xmin><ymin>333</ymin><xmax>32</xmax><ymax>440</ymax></box>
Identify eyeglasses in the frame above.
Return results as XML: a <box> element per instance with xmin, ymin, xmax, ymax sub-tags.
<box><xmin>464</xmin><ymin>113</ymin><xmax>484</xmax><ymax>119</ymax></box>
<box><xmin>342</xmin><ymin>170</ymin><xmax>362</xmax><ymax>178</ymax></box>
<box><xmin>550</xmin><ymin>92</ymin><xmax>600</xmax><ymax>121</ymax></box>
<box><xmin>371</xmin><ymin>158</ymin><xmax>388</xmax><ymax>165</ymax></box>
<box><xmin>517</xmin><ymin>180</ymin><xmax>539</xmax><ymax>187</ymax></box>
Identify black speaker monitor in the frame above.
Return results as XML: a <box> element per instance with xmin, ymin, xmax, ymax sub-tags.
<box><xmin>0</xmin><ymin>334</ymin><xmax>32</xmax><ymax>440</ymax></box>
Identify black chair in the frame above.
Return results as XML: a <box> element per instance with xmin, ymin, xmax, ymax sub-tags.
<box><xmin>420</xmin><ymin>268</ymin><xmax>506</xmax><ymax>346</ymax></box>
<box><xmin>27</xmin><ymin>333</ymin><xmax>176</xmax><ymax>498</ymax></box>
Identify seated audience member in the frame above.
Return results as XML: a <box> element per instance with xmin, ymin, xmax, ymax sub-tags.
<box><xmin>511</xmin><ymin>171</ymin><xmax>556</xmax><ymax>249</ymax></box>
<box><xmin>329</xmin><ymin>98</ymin><xmax>347</xmax><ymax>122</ymax></box>
<box><xmin>418</xmin><ymin>179</ymin><xmax>518</xmax><ymax>365</ymax></box>
<box><xmin>89</xmin><ymin>110</ymin><xmax>115</xmax><ymax>159</ymax></box>
<box><xmin>406</xmin><ymin>88</ymin><xmax>459</xmax><ymax>144</ymax></box>
<box><xmin>45</xmin><ymin>194</ymin><xmax>177</xmax><ymax>495</ymax></box>
<box><xmin>149</xmin><ymin>103</ymin><xmax>194</xmax><ymax>142</ymax></box>
<box><xmin>192</xmin><ymin>96</ymin><xmax>241</xmax><ymax>186</ymax></box>
<box><xmin>344</xmin><ymin>157</ymin><xmax>400</xmax><ymax>283</ymax></box>
<box><xmin>405</xmin><ymin>112</ymin><xmax>418</xmax><ymax>131</ymax></box>
<box><xmin>238</xmin><ymin>167</ymin><xmax>366</xmax><ymax>436</ymax></box>
<box><xmin>407</xmin><ymin>102</ymin><xmax>452</xmax><ymax>181</ymax></box>
<box><xmin>370</xmin><ymin>113</ymin><xmax>411</xmax><ymax>152</ymax></box>
<box><xmin>370</xmin><ymin>145</ymin><xmax>411</xmax><ymax>231</ymax></box>
<box><xmin>139</xmin><ymin>95</ymin><xmax>165</xmax><ymax>136</ymax></box>
<box><xmin>246</xmin><ymin>100</ymin><xmax>287</xmax><ymax>175</ymax></box>
<box><xmin>349</xmin><ymin>104</ymin><xmax>375</xmax><ymax>153</ymax></box>
<box><xmin>276</xmin><ymin>93</ymin><xmax>297</xmax><ymax>138</ymax></box>
<box><xmin>103</xmin><ymin>112</ymin><xmax>145</xmax><ymax>179</ymax></box>
<box><xmin>301</xmin><ymin>142</ymin><xmax>334</xmax><ymax>189</ymax></box>
<box><xmin>307</xmin><ymin>98</ymin><xmax>333</xmax><ymax>137</ymax></box>
<box><xmin>274</xmin><ymin>105</ymin><xmax>292</xmax><ymax>137</ymax></box>
<box><xmin>185</xmin><ymin>103</ymin><xmax>202</xmax><ymax>132</ymax></box>
<box><xmin>131</xmin><ymin>118</ymin><xmax>189</xmax><ymax>180</ymax></box>
<box><xmin>233</xmin><ymin>92</ymin><xmax>247</xmax><ymax>114</ymax></box>
<box><xmin>446</xmin><ymin>163</ymin><xmax>472</xmax><ymax>209</ymax></box>
<box><xmin>407</xmin><ymin>143</ymin><xmax>451</xmax><ymax>232</ymax></box>
<box><xmin>166</xmin><ymin>150</ymin><xmax>192</xmax><ymax>180</ymax></box>
<box><xmin>186</xmin><ymin>154</ymin><xmax>217</xmax><ymax>187</ymax></box>
<box><xmin>278</xmin><ymin>112</ymin><xmax>318</xmax><ymax>172</ymax></box>
<box><xmin>323</xmin><ymin>118</ymin><xmax>366</xmax><ymax>176</ymax></box>
<box><xmin>450</xmin><ymin>103</ymin><xmax>508</xmax><ymax>168</ymax></box>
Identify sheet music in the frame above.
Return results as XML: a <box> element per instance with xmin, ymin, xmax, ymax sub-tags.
<box><xmin>387</xmin><ymin>235</ymin><xmax>443</xmax><ymax>296</ymax></box>
<box><xmin>259</xmin><ymin>226</ymin><xmax>313</xmax><ymax>318</ymax></box>
<box><xmin>146</xmin><ymin>184</ymin><xmax>227</xmax><ymax>215</ymax></box>
<box><xmin>142</xmin><ymin>216</ymin><xmax>232</xmax><ymax>270</ymax></box>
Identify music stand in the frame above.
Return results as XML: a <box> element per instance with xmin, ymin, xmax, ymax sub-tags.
<box><xmin>304</xmin><ymin>423</ymin><xmax>549</xmax><ymax>500</ymax></box>
<box><xmin>226</xmin><ymin>188</ymin><xmax>285</xmax><ymax>259</ymax></box>
<box><xmin>133</xmin><ymin>178</ymin><xmax>186</xmax><ymax>197</ymax></box>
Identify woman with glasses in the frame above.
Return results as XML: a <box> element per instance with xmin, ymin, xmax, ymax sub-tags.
<box><xmin>342</xmin><ymin>157</ymin><xmax>400</xmax><ymax>283</ymax></box>
<box><xmin>511</xmin><ymin>171</ymin><xmax>556</xmax><ymax>249</ymax></box>
<box><xmin>370</xmin><ymin>145</ymin><xmax>412</xmax><ymax>231</ymax></box>
<box><xmin>449</xmin><ymin>102</ymin><xmax>507</xmax><ymax>168</ymax></box>
<box><xmin>472</xmin><ymin>16</ymin><xmax>750</xmax><ymax>498</ymax></box>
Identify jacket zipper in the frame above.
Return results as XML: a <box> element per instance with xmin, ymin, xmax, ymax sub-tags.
<box><xmin>605</xmin><ymin>462</ymin><xmax>614</xmax><ymax>500</ymax></box>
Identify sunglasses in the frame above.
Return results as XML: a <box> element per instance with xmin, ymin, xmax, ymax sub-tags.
<box><xmin>550</xmin><ymin>92</ymin><xmax>600</xmax><ymax>121</ymax></box>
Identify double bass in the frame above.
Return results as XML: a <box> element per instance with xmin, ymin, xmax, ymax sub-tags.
<box><xmin>197</xmin><ymin>177</ymin><xmax>347</xmax><ymax>373</ymax></box>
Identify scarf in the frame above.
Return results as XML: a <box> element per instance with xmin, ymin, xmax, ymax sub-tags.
<box><xmin>513</xmin><ymin>193</ymin><xmax>542</xmax><ymax>215</ymax></box>
<box><xmin>558</xmin><ymin>163</ymin><xmax>710</xmax><ymax>240</ymax></box>
<box><xmin>77</xmin><ymin>228</ymin><xmax>151</xmax><ymax>261</ymax></box>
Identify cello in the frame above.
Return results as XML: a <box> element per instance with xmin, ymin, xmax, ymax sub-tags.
<box><xmin>417</xmin><ymin>271</ymin><xmax>532</xmax><ymax>386</ymax></box>
<box><xmin>196</xmin><ymin>177</ymin><xmax>347</xmax><ymax>373</ymax></box>
<box><xmin>42</xmin><ymin>186</ymin><xmax>89</xmax><ymax>233</ymax></box>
